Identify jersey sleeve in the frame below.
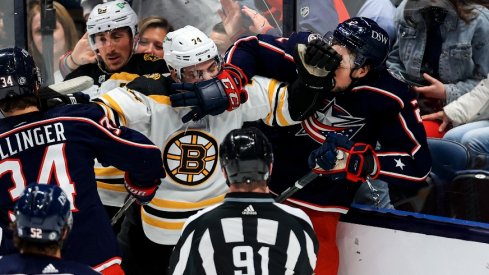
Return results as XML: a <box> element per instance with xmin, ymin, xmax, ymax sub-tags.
<box><xmin>93</xmin><ymin>87</ymin><xmax>153</xmax><ymax>132</ymax></box>
<box><xmin>241</xmin><ymin>76</ymin><xmax>300</xmax><ymax>126</ymax></box>
<box><xmin>81</xmin><ymin>105</ymin><xmax>165</xmax><ymax>186</ymax></box>
<box><xmin>359</xmin><ymin>84</ymin><xmax>432</xmax><ymax>187</ymax></box>
<box><xmin>225</xmin><ymin>32</ymin><xmax>311</xmax><ymax>82</ymax></box>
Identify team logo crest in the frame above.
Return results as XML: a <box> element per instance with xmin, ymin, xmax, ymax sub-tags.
<box><xmin>143</xmin><ymin>54</ymin><xmax>161</xmax><ymax>62</ymax></box>
<box><xmin>300</xmin><ymin>6</ymin><xmax>310</xmax><ymax>18</ymax></box>
<box><xmin>163</xmin><ymin>130</ymin><xmax>218</xmax><ymax>186</ymax></box>
<box><xmin>143</xmin><ymin>73</ymin><xmax>161</xmax><ymax>80</ymax></box>
<box><xmin>298</xmin><ymin>98</ymin><xmax>365</xmax><ymax>143</ymax></box>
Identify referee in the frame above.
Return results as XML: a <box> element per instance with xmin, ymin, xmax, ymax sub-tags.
<box><xmin>169</xmin><ymin>127</ymin><xmax>318</xmax><ymax>274</ymax></box>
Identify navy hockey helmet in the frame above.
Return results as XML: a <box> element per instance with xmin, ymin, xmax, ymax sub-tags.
<box><xmin>220</xmin><ymin>127</ymin><xmax>273</xmax><ymax>185</ymax></box>
<box><xmin>332</xmin><ymin>17</ymin><xmax>390</xmax><ymax>70</ymax></box>
<box><xmin>14</xmin><ymin>183</ymin><xmax>73</xmax><ymax>243</ymax></box>
<box><xmin>0</xmin><ymin>47</ymin><xmax>41</xmax><ymax>100</ymax></box>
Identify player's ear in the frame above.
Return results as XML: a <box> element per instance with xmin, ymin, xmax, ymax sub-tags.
<box><xmin>352</xmin><ymin>65</ymin><xmax>370</xmax><ymax>78</ymax></box>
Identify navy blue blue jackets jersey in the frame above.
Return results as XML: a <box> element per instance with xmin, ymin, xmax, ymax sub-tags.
<box><xmin>226</xmin><ymin>33</ymin><xmax>432</xmax><ymax>211</ymax></box>
<box><xmin>169</xmin><ymin>192</ymin><xmax>318</xmax><ymax>274</ymax></box>
<box><xmin>0</xmin><ymin>104</ymin><xmax>165</xmax><ymax>269</ymax></box>
<box><xmin>0</xmin><ymin>253</ymin><xmax>100</xmax><ymax>274</ymax></box>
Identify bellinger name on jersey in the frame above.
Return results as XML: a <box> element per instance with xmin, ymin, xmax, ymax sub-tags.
<box><xmin>0</xmin><ymin>122</ymin><xmax>66</xmax><ymax>159</ymax></box>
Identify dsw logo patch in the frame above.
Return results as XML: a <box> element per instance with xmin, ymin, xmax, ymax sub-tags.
<box><xmin>163</xmin><ymin>130</ymin><xmax>218</xmax><ymax>186</ymax></box>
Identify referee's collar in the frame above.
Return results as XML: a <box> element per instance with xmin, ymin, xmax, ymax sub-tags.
<box><xmin>224</xmin><ymin>192</ymin><xmax>275</xmax><ymax>203</ymax></box>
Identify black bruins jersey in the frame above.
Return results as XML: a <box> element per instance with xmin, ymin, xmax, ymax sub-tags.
<box><xmin>65</xmin><ymin>53</ymin><xmax>168</xmax><ymax>86</ymax></box>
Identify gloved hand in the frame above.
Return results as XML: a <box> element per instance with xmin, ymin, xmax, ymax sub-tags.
<box><xmin>38</xmin><ymin>87</ymin><xmax>90</xmax><ymax>110</ymax></box>
<box><xmin>171</xmin><ymin>78</ymin><xmax>229</xmax><ymax>123</ymax></box>
<box><xmin>308</xmin><ymin>132</ymin><xmax>380</xmax><ymax>182</ymax></box>
<box><xmin>293</xmin><ymin>38</ymin><xmax>342</xmax><ymax>91</ymax></box>
<box><xmin>171</xmin><ymin>68</ymin><xmax>248</xmax><ymax>123</ymax></box>
<box><xmin>124</xmin><ymin>173</ymin><xmax>161</xmax><ymax>205</ymax></box>
<box><xmin>216</xmin><ymin>64</ymin><xmax>249</xmax><ymax>111</ymax></box>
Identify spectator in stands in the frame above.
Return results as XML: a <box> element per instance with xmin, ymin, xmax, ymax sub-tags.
<box><xmin>136</xmin><ymin>16</ymin><xmax>174</xmax><ymax>58</ymax></box>
<box><xmin>0</xmin><ymin>11</ymin><xmax>6</xmax><ymax>48</ymax></box>
<box><xmin>297</xmin><ymin>0</ymin><xmax>396</xmax><ymax>40</ymax></box>
<box><xmin>387</xmin><ymin>0</ymin><xmax>489</xmax><ymax>137</ymax></box>
<box><xmin>131</xmin><ymin>0</ymin><xmax>220</xmax><ymax>34</ymax></box>
<box><xmin>423</xmin><ymin>77</ymin><xmax>489</xmax><ymax>169</ymax></box>
<box><xmin>28</xmin><ymin>1</ymin><xmax>79</xmax><ymax>83</ymax></box>
<box><xmin>209</xmin><ymin>22</ymin><xmax>232</xmax><ymax>56</ymax></box>
<box><xmin>219</xmin><ymin>0</ymin><xmax>275</xmax><ymax>41</ymax></box>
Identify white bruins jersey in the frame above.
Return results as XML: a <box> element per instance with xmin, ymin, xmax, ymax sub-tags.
<box><xmin>95</xmin><ymin>76</ymin><xmax>298</xmax><ymax>244</ymax></box>
<box><xmin>94</xmin><ymin>72</ymin><xmax>147</xmax><ymax>207</ymax></box>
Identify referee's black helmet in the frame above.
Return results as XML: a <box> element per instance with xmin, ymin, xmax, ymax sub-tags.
<box><xmin>219</xmin><ymin>127</ymin><xmax>273</xmax><ymax>185</ymax></box>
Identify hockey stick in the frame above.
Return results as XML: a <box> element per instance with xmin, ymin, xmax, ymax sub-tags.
<box><xmin>275</xmin><ymin>171</ymin><xmax>319</xmax><ymax>203</ymax></box>
<box><xmin>111</xmin><ymin>196</ymin><xmax>136</xmax><ymax>226</ymax></box>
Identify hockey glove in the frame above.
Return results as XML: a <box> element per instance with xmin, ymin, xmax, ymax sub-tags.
<box><xmin>293</xmin><ymin>39</ymin><xmax>341</xmax><ymax>91</ymax></box>
<box><xmin>308</xmin><ymin>132</ymin><xmax>380</xmax><ymax>182</ymax></box>
<box><xmin>38</xmin><ymin>87</ymin><xmax>90</xmax><ymax>110</ymax></box>
<box><xmin>217</xmin><ymin>65</ymin><xmax>249</xmax><ymax>110</ymax></box>
<box><xmin>171</xmin><ymin>69</ymin><xmax>248</xmax><ymax>123</ymax></box>
<box><xmin>124</xmin><ymin>173</ymin><xmax>161</xmax><ymax>205</ymax></box>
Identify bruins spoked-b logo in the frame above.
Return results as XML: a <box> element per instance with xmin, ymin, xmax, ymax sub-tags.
<box><xmin>164</xmin><ymin>130</ymin><xmax>218</xmax><ymax>186</ymax></box>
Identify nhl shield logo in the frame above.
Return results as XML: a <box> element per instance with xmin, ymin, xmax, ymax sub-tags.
<box><xmin>300</xmin><ymin>6</ymin><xmax>310</xmax><ymax>18</ymax></box>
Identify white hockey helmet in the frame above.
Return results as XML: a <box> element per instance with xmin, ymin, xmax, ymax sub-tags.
<box><xmin>163</xmin><ymin>25</ymin><xmax>219</xmax><ymax>80</ymax></box>
<box><xmin>86</xmin><ymin>0</ymin><xmax>138</xmax><ymax>51</ymax></box>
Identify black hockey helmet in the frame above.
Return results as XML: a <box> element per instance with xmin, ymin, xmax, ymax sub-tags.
<box><xmin>332</xmin><ymin>17</ymin><xmax>390</xmax><ymax>70</ymax></box>
<box><xmin>15</xmin><ymin>183</ymin><xmax>73</xmax><ymax>243</ymax></box>
<box><xmin>220</xmin><ymin>127</ymin><xmax>273</xmax><ymax>185</ymax></box>
<box><xmin>0</xmin><ymin>47</ymin><xmax>41</xmax><ymax>101</ymax></box>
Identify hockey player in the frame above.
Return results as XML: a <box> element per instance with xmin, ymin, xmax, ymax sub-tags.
<box><xmin>0</xmin><ymin>47</ymin><xmax>165</xmax><ymax>274</ymax></box>
<box><xmin>169</xmin><ymin>127</ymin><xmax>318</xmax><ymax>274</ymax></box>
<box><xmin>223</xmin><ymin>17</ymin><xmax>432</xmax><ymax>274</ymax></box>
<box><xmin>0</xmin><ymin>183</ymin><xmax>99</xmax><ymax>274</ymax></box>
<box><xmin>62</xmin><ymin>0</ymin><xmax>168</xmax><ymax>86</ymax></box>
<box><xmin>61</xmin><ymin>0</ymin><xmax>169</xmax><ymax>229</ymax></box>
<box><xmin>93</xmin><ymin>25</ymin><xmax>334</xmax><ymax>274</ymax></box>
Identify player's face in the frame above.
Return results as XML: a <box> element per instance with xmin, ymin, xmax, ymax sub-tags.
<box><xmin>330</xmin><ymin>45</ymin><xmax>356</xmax><ymax>92</ymax></box>
<box><xmin>94</xmin><ymin>27</ymin><xmax>133</xmax><ymax>71</ymax></box>
<box><xmin>136</xmin><ymin>27</ymin><xmax>167</xmax><ymax>58</ymax></box>
<box><xmin>181</xmin><ymin>58</ymin><xmax>222</xmax><ymax>83</ymax></box>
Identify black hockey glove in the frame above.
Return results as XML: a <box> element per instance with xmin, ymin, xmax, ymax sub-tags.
<box><xmin>38</xmin><ymin>87</ymin><xmax>90</xmax><ymax>110</ymax></box>
<box><xmin>126</xmin><ymin>73</ymin><xmax>172</xmax><ymax>96</ymax></box>
<box><xmin>293</xmin><ymin>38</ymin><xmax>341</xmax><ymax>91</ymax></box>
<box><xmin>308</xmin><ymin>132</ymin><xmax>380</xmax><ymax>183</ymax></box>
<box><xmin>124</xmin><ymin>173</ymin><xmax>162</xmax><ymax>205</ymax></box>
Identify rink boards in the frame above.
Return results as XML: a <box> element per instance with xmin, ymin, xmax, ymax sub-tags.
<box><xmin>337</xmin><ymin>204</ymin><xmax>489</xmax><ymax>275</ymax></box>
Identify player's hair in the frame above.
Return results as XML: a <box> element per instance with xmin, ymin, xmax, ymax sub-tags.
<box><xmin>0</xmin><ymin>96</ymin><xmax>38</xmax><ymax>113</ymax></box>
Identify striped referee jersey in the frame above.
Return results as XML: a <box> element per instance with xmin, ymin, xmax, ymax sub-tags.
<box><xmin>169</xmin><ymin>192</ymin><xmax>318</xmax><ymax>274</ymax></box>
